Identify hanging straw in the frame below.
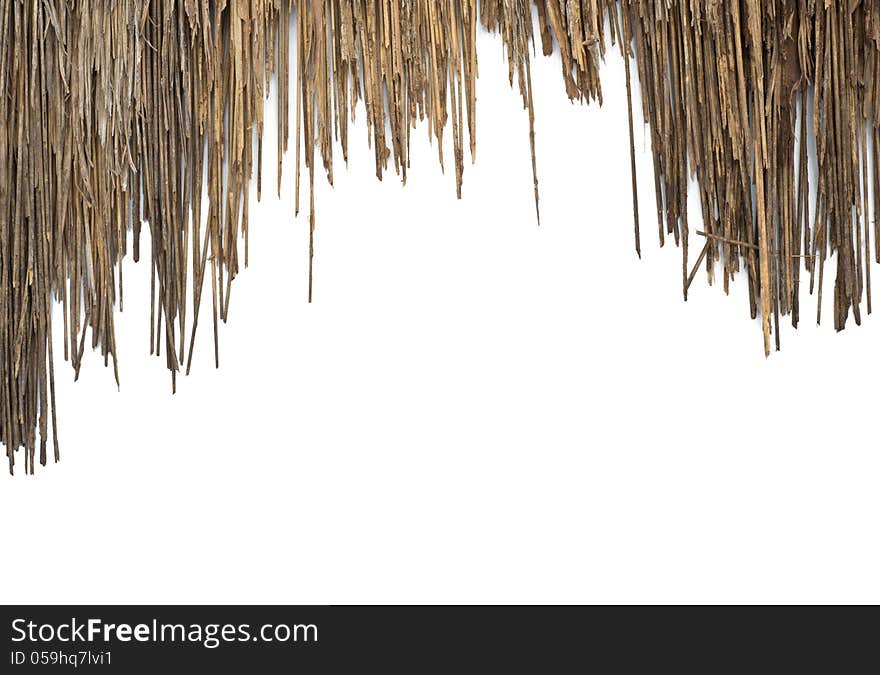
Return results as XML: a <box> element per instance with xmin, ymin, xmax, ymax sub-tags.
<box><xmin>2</xmin><ymin>1</ymin><xmax>877</xmax><ymax>474</ymax></box>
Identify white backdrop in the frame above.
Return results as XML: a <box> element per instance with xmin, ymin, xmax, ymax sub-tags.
<box><xmin>3</xmin><ymin>28</ymin><xmax>879</xmax><ymax>605</ymax></box>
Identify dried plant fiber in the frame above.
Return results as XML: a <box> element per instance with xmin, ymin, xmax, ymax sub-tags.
<box><xmin>2</xmin><ymin>1</ymin><xmax>878</xmax><ymax>474</ymax></box>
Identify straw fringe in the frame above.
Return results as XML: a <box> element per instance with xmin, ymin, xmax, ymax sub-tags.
<box><xmin>2</xmin><ymin>1</ymin><xmax>878</xmax><ymax>473</ymax></box>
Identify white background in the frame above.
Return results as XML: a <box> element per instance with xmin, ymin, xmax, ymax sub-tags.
<box><xmin>3</xmin><ymin>27</ymin><xmax>879</xmax><ymax>605</ymax></box>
